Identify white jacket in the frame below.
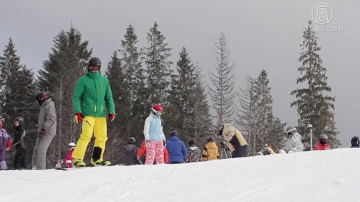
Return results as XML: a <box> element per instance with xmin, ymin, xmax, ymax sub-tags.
<box><xmin>282</xmin><ymin>132</ymin><xmax>304</xmax><ymax>153</ymax></box>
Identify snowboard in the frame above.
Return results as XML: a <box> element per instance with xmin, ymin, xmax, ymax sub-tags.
<box><xmin>55</xmin><ymin>167</ymin><xmax>80</xmax><ymax>171</ymax></box>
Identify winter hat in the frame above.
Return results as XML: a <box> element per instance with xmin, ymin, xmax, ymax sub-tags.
<box><xmin>189</xmin><ymin>138</ymin><xmax>196</xmax><ymax>146</ymax></box>
<box><xmin>128</xmin><ymin>137</ymin><xmax>136</xmax><ymax>144</ymax></box>
<box><xmin>170</xmin><ymin>131</ymin><xmax>178</xmax><ymax>136</ymax></box>
<box><xmin>319</xmin><ymin>134</ymin><xmax>328</xmax><ymax>140</ymax></box>
<box><xmin>206</xmin><ymin>136</ymin><xmax>214</xmax><ymax>142</ymax></box>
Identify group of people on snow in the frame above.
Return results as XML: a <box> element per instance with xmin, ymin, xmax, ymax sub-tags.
<box><xmin>0</xmin><ymin>92</ymin><xmax>57</xmax><ymax>170</ymax></box>
<box><xmin>257</xmin><ymin>126</ymin><xmax>342</xmax><ymax>156</ymax></box>
<box><xmin>1</xmin><ymin>56</ymin><xmax>358</xmax><ymax>170</ymax></box>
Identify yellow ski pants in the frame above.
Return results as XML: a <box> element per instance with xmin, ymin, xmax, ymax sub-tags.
<box><xmin>72</xmin><ymin>116</ymin><xmax>107</xmax><ymax>160</ymax></box>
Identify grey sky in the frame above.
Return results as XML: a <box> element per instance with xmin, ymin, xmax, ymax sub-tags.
<box><xmin>1</xmin><ymin>0</ymin><xmax>359</xmax><ymax>147</ymax></box>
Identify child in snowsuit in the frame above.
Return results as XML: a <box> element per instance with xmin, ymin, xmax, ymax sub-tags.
<box><xmin>13</xmin><ymin>117</ymin><xmax>27</xmax><ymax>170</ymax></box>
<box><xmin>0</xmin><ymin>120</ymin><xmax>12</xmax><ymax>170</ymax></box>
<box><xmin>314</xmin><ymin>134</ymin><xmax>331</xmax><ymax>150</ymax></box>
<box><xmin>202</xmin><ymin>136</ymin><xmax>219</xmax><ymax>161</ymax></box>
<box><xmin>61</xmin><ymin>143</ymin><xmax>76</xmax><ymax>168</ymax></box>
<box><xmin>143</xmin><ymin>104</ymin><xmax>166</xmax><ymax>165</ymax></box>
<box><xmin>218</xmin><ymin>123</ymin><xmax>249</xmax><ymax>158</ymax></box>
<box><xmin>186</xmin><ymin>138</ymin><xmax>202</xmax><ymax>163</ymax></box>
<box><xmin>121</xmin><ymin>137</ymin><xmax>138</xmax><ymax>166</ymax></box>
<box><xmin>137</xmin><ymin>140</ymin><xmax>169</xmax><ymax>164</ymax></box>
<box><xmin>166</xmin><ymin>131</ymin><xmax>188</xmax><ymax>164</ymax></box>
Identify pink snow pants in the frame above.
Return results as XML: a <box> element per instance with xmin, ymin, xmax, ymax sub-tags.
<box><xmin>145</xmin><ymin>141</ymin><xmax>164</xmax><ymax>165</ymax></box>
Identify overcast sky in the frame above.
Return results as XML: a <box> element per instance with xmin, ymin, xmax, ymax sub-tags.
<box><xmin>1</xmin><ymin>0</ymin><xmax>359</xmax><ymax>147</ymax></box>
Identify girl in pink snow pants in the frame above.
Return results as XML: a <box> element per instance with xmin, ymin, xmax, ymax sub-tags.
<box><xmin>143</xmin><ymin>104</ymin><xmax>166</xmax><ymax>165</ymax></box>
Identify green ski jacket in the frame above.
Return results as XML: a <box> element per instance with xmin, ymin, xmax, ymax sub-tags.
<box><xmin>73</xmin><ymin>71</ymin><xmax>115</xmax><ymax>117</ymax></box>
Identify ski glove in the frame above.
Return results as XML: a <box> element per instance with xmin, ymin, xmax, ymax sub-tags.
<box><xmin>108</xmin><ymin>114</ymin><xmax>115</xmax><ymax>122</ymax></box>
<box><xmin>145</xmin><ymin>140</ymin><xmax>151</xmax><ymax>147</ymax></box>
<box><xmin>74</xmin><ymin>113</ymin><xmax>84</xmax><ymax>124</ymax></box>
<box><xmin>38</xmin><ymin>128</ymin><xmax>47</xmax><ymax>138</ymax></box>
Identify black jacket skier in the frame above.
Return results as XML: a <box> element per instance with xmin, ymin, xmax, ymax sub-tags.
<box><xmin>121</xmin><ymin>137</ymin><xmax>139</xmax><ymax>166</ymax></box>
<box><xmin>13</xmin><ymin>117</ymin><xmax>27</xmax><ymax>169</ymax></box>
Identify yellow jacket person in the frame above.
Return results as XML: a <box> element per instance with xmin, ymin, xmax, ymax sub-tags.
<box><xmin>202</xmin><ymin>136</ymin><xmax>219</xmax><ymax>161</ymax></box>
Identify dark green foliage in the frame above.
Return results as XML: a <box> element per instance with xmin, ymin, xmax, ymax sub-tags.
<box><xmin>0</xmin><ymin>38</ymin><xmax>38</xmax><ymax>169</ymax></box>
<box><xmin>237</xmin><ymin>71</ymin><xmax>286</xmax><ymax>155</ymax></box>
<box><xmin>37</xmin><ymin>26</ymin><xmax>92</xmax><ymax>165</ymax></box>
<box><xmin>290</xmin><ymin>20</ymin><xmax>339</xmax><ymax>149</ymax></box>
<box><xmin>165</xmin><ymin>48</ymin><xmax>212</xmax><ymax>143</ymax></box>
<box><xmin>143</xmin><ymin>22</ymin><xmax>173</xmax><ymax>105</ymax></box>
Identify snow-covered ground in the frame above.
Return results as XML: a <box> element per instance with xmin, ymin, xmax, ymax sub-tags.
<box><xmin>1</xmin><ymin>148</ymin><xmax>359</xmax><ymax>202</ymax></box>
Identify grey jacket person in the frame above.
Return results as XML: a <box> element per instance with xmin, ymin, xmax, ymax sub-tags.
<box><xmin>38</xmin><ymin>98</ymin><xmax>57</xmax><ymax>137</ymax></box>
<box><xmin>32</xmin><ymin>98</ymin><xmax>57</xmax><ymax>170</ymax></box>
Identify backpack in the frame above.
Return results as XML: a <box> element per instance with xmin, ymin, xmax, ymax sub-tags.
<box><xmin>186</xmin><ymin>146</ymin><xmax>201</xmax><ymax>162</ymax></box>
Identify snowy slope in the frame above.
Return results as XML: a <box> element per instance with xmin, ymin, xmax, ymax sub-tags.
<box><xmin>1</xmin><ymin>148</ymin><xmax>360</xmax><ymax>202</ymax></box>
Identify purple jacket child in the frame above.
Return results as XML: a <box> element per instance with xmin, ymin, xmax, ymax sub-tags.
<box><xmin>0</xmin><ymin>121</ymin><xmax>12</xmax><ymax>170</ymax></box>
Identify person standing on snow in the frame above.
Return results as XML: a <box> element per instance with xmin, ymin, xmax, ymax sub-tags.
<box><xmin>32</xmin><ymin>92</ymin><xmax>57</xmax><ymax>170</ymax></box>
<box><xmin>143</xmin><ymin>104</ymin><xmax>166</xmax><ymax>165</ymax></box>
<box><xmin>202</xmin><ymin>136</ymin><xmax>219</xmax><ymax>161</ymax></box>
<box><xmin>314</xmin><ymin>134</ymin><xmax>331</xmax><ymax>150</ymax></box>
<box><xmin>281</xmin><ymin>126</ymin><xmax>304</xmax><ymax>153</ymax></box>
<box><xmin>137</xmin><ymin>139</ymin><xmax>169</xmax><ymax>164</ymax></box>
<box><xmin>350</xmin><ymin>136</ymin><xmax>359</xmax><ymax>148</ymax></box>
<box><xmin>185</xmin><ymin>138</ymin><xmax>202</xmax><ymax>163</ymax></box>
<box><xmin>72</xmin><ymin>57</ymin><xmax>116</xmax><ymax>167</ymax></box>
<box><xmin>166</xmin><ymin>131</ymin><xmax>188</xmax><ymax>164</ymax></box>
<box><xmin>217</xmin><ymin>123</ymin><xmax>249</xmax><ymax>158</ymax></box>
<box><xmin>121</xmin><ymin>137</ymin><xmax>139</xmax><ymax>166</ymax></box>
<box><xmin>13</xmin><ymin>117</ymin><xmax>27</xmax><ymax>170</ymax></box>
<box><xmin>0</xmin><ymin>120</ymin><xmax>12</xmax><ymax>170</ymax></box>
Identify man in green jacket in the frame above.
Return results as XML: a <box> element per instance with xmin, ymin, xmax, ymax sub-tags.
<box><xmin>72</xmin><ymin>57</ymin><xmax>115</xmax><ymax>167</ymax></box>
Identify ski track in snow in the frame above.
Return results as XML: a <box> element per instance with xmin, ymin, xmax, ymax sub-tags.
<box><xmin>1</xmin><ymin>148</ymin><xmax>360</xmax><ymax>202</ymax></box>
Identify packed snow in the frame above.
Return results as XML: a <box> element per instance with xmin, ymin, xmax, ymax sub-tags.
<box><xmin>1</xmin><ymin>148</ymin><xmax>359</xmax><ymax>202</ymax></box>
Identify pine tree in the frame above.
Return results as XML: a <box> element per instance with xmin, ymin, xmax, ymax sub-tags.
<box><xmin>165</xmin><ymin>47</ymin><xmax>197</xmax><ymax>138</ymax></box>
<box><xmin>0</xmin><ymin>39</ymin><xmax>38</xmax><ymax>168</ymax></box>
<box><xmin>237</xmin><ymin>71</ymin><xmax>286</xmax><ymax>155</ymax></box>
<box><xmin>118</xmin><ymin>25</ymin><xmax>147</xmax><ymax>140</ymax></box>
<box><xmin>209</xmin><ymin>33</ymin><xmax>236</xmax><ymax>128</ymax></box>
<box><xmin>105</xmin><ymin>51</ymin><xmax>126</xmax><ymax>163</ymax></box>
<box><xmin>266</xmin><ymin>116</ymin><xmax>287</xmax><ymax>151</ymax></box>
<box><xmin>236</xmin><ymin>74</ymin><xmax>258</xmax><ymax>155</ymax></box>
<box><xmin>324</xmin><ymin>111</ymin><xmax>340</xmax><ymax>148</ymax></box>
<box><xmin>290</xmin><ymin>20</ymin><xmax>339</xmax><ymax>150</ymax></box>
<box><xmin>254</xmin><ymin>70</ymin><xmax>286</xmax><ymax>151</ymax></box>
<box><xmin>37</xmin><ymin>26</ymin><xmax>92</xmax><ymax>164</ymax></box>
<box><xmin>191</xmin><ymin>64</ymin><xmax>213</xmax><ymax>145</ymax></box>
<box><xmin>143</xmin><ymin>22</ymin><xmax>173</xmax><ymax>106</ymax></box>
<box><xmin>0</xmin><ymin>38</ymin><xmax>21</xmax><ymax>114</ymax></box>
